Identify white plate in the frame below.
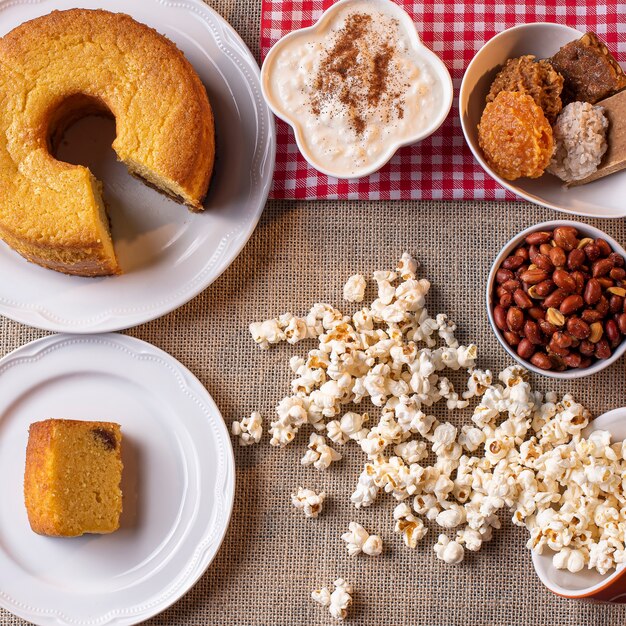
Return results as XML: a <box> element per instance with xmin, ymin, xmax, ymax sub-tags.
<box><xmin>460</xmin><ymin>23</ymin><xmax>626</xmax><ymax>219</ymax></box>
<box><xmin>0</xmin><ymin>0</ymin><xmax>275</xmax><ymax>333</ymax></box>
<box><xmin>0</xmin><ymin>333</ymin><xmax>235</xmax><ymax>626</ymax></box>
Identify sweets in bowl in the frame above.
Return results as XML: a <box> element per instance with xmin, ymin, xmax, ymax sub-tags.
<box><xmin>261</xmin><ymin>0</ymin><xmax>452</xmax><ymax>179</ymax></box>
<box><xmin>488</xmin><ymin>222</ymin><xmax>626</xmax><ymax>377</ymax></box>
<box><xmin>459</xmin><ymin>23</ymin><xmax>626</xmax><ymax>217</ymax></box>
<box><xmin>486</xmin><ymin>54</ymin><xmax>563</xmax><ymax>122</ymax></box>
<box><xmin>550</xmin><ymin>32</ymin><xmax>626</xmax><ymax>105</ymax></box>
<box><xmin>547</xmin><ymin>102</ymin><xmax>609</xmax><ymax>183</ymax></box>
<box><xmin>476</xmin><ymin>31</ymin><xmax>624</xmax><ymax>185</ymax></box>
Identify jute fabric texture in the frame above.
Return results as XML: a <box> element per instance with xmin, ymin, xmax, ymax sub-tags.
<box><xmin>1</xmin><ymin>2</ymin><xmax>626</xmax><ymax>625</ymax></box>
<box><xmin>2</xmin><ymin>201</ymin><xmax>626</xmax><ymax>626</ymax></box>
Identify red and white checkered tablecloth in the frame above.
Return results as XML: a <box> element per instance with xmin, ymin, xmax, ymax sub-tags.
<box><xmin>260</xmin><ymin>0</ymin><xmax>626</xmax><ymax>200</ymax></box>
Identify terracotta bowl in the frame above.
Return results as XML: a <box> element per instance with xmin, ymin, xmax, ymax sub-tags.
<box><xmin>532</xmin><ymin>408</ymin><xmax>626</xmax><ymax>602</ymax></box>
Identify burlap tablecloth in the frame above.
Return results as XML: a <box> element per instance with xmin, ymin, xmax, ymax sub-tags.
<box><xmin>2</xmin><ymin>3</ymin><xmax>626</xmax><ymax>625</ymax></box>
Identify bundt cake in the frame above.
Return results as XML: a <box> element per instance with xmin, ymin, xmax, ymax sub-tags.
<box><xmin>0</xmin><ymin>9</ymin><xmax>215</xmax><ymax>276</ymax></box>
<box><xmin>24</xmin><ymin>419</ymin><xmax>123</xmax><ymax>537</ymax></box>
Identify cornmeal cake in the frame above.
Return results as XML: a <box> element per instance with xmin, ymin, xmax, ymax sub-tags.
<box><xmin>0</xmin><ymin>9</ymin><xmax>215</xmax><ymax>276</ymax></box>
<box><xmin>24</xmin><ymin>419</ymin><xmax>123</xmax><ymax>537</ymax></box>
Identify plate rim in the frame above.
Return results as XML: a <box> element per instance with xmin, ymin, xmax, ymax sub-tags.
<box><xmin>0</xmin><ymin>332</ymin><xmax>235</xmax><ymax>626</ymax></box>
<box><xmin>0</xmin><ymin>0</ymin><xmax>276</xmax><ymax>333</ymax></box>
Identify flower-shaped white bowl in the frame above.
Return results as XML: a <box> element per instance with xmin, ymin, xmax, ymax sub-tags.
<box><xmin>460</xmin><ymin>22</ymin><xmax>626</xmax><ymax>219</ymax></box>
<box><xmin>260</xmin><ymin>0</ymin><xmax>453</xmax><ymax>179</ymax></box>
<box><xmin>532</xmin><ymin>408</ymin><xmax>626</xmax><ymax>602</ymax></box>
<box><xmin>486</xmin><ymin>220</ymin><xmax>626</xmax><ymax>379</ymax></box>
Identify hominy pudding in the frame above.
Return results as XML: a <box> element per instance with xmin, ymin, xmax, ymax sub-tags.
<box><xmin>263</xmin><ymin>0</ymin><xmax>448</xmax><ymax>177</ymax></box>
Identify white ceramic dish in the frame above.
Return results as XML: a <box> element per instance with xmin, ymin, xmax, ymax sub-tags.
<box><xmin>0</xmin><ymin>333</ymin><xmax>234</xmax><ymax>626</ymax></box>
<box><xmin>532</xmin><ymin>408</ymin><xmax>626</xmax><ymax>602</ymax></box>
<box><xmin>486</xmin><ymin>220</ymin><xmax>626</xmax><ymax>379</ymax></box>
<box><xmin>460</xmin><ymin>22</ymin><xmax>626</xmax><ymax>219</ymax></box>
<box><xmin>260</xmin><ymin>0</ymin><xmax>452</xmax><ymax>179</ymax></box>
<box><xmin>0</xmin><ymin>0</ymin><xmax>275</xmax><ymax>333</ymax></box>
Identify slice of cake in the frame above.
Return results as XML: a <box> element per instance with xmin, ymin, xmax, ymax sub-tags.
<box><xmin>24</xmin><ymin>419</ymin><xmax>123</xmax><ymax>537</ymax></box>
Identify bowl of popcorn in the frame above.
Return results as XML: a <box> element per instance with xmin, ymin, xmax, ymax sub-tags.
<box><xmin>460</xmin><ymin>23</ymin><xmax>626</xmax><ymax>218</ymax></box>
<box><xmin>531</xmin><ymin>407</ymin><xmax>626</xmax><ymax>602</ymax></box>
<box><xmin>487</xmin><ymin>221</ymin><xmax>626</xmax><ymax>378</ymax></box>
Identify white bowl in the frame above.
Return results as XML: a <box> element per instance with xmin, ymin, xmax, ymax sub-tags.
<box><xmin>460</xmin><ymin>22</ymin><xmax>626</xmax><ymax>219</ymax></box>
<box><xmin>486</xmin><ymin>220</ymin><xmax>626</xmax><ymax>379</ymax></box>
<box><xmin>260</xmin><ymin>0</ymin><xmax>453</xmax><ymax>179</ymax></box>
<box><xmin>531</xmin><ymin>408</ymin><xmax>626</xmax><ymax>601</ymax></box>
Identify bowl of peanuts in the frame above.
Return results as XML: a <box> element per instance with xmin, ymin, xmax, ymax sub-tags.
<box><xmin>487</xmin><ymin>221</ymin><xmax>626</xmax><ymax>378</ymax></box>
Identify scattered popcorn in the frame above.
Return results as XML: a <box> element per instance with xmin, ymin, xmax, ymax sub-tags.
<box><xmin>327</xmin><ymin>412</ymin><xmax>369</xmax><ymax>445</ymax></box>
<box><xmin>250</xmin><ymin>254</ymin><xmax>626</xmax><ymax>579</ymax></box>
<box><xmin>311</xmin><ymin>586</ymin><xmax>331</xmax><ymax>607</ymax></box>
<box><xmin>434</xmin><ymin>534</ymin><xmax>465</xmax><ymax>564</ymax></box>
<box><xmin>329</xmin><ymin>579</ymin><xmax>353</xmax><ymax>620</ymax></box>
<box><xmin>301</xmin><ymin>433</ymin><xmax>342</xmax><ymax>470</ymax></box>
<box><xmin>231</xmin><ymin>411</ymin><xmax>263</xmax><ymax>446</ymax></box>
<box><xmin>291</xmin><ymin>487</ymin><xmax>326</xmax><ymax>518</ymax></box>
<box><xmin>341</xmin><ymin>522</ymin><xmax>383</xmax><ymax>556</ymax></box>
<box><xmin>396</xmin><ymin>251</ymin><xmax>418</xmax><ymax>280</ymax></box>
<box><xmin>394</xmin><ymin>502</ymin><xmax>427</xmax><ymax>548</ymax></box>
<box><xmin>456</xmin><ymin>528</ymin><xmax>483</xmax><ymax>552</ymax></box>
<box><xmin>343</xmin><ymin>274</ymin><xmax>367</xmax><ymax>303</ymax></box>
<box><xmin>351</xmin><ymin>462</ymin><xmax>380</xmax><ymax>509</ymax></box>
<box><xmin>249</xmin><ymin>318</ymin><xmax>283</xmax><ymax>350</ymax></box>
<box><xmin>394</xmin><ymin>439</ymin><xmax>428</xmax><ymax>464</ymax></box>
<box><xmin>463</xmin><ymin>369</ymin><xmax>493</xmax><ymax>400</ymax></box>
<box><xmin>312</xmin><ymin>579</ymin><xmax>353</xmax><ymax>621</ymax></box>
<box><xmin>436</xmin><ymin>504</ymin><xmax>466</xmax><ymax>529</ymax></box>
<box><xmin>269</xmin><ymin>396</ymin><xmax>309</xmax><ymax>447</ymax></box>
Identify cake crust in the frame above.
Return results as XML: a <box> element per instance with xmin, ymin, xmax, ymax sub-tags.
<box><xmin>0</xmin><ymin>9</ymin><xmax>215</xmax><ymax>276</ymax></box>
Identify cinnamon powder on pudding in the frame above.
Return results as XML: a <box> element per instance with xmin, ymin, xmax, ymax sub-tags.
<box><xmin>311</xmin><ymin>12</ymin><xmax>405</xmax><ymax>134</ymax></box>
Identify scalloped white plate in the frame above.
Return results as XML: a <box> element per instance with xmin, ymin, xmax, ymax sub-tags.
<box><xmin>0</xmin><ymin>333</ymin><xmax>235</xmax><ymax>626</ymax></box>
<box><xmin>0</xmin><ymin>0</ymin><xmax>275</xmax><ymax>333</ymax></box>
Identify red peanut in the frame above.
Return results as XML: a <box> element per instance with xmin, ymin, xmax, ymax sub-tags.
<box><xmin>530</xmin><ymin>352</ymin><xmax>553</xmax><ymax>370</ymax></box>
<box><xmin>560</xmin><ymin>295</ymin><xmax>584</xmax><ymax>315</ymax></box>
<box><xmin>553</xmin><ymin>269</ymin><xmax>577</xmax><ymax>293</ymax></box>
<box><xmin>525</xmin><ymin>231</ymin><xmax>552</xmax><ymax>245</ymax></box>
<box><xmin>517</xmin><ymin>338</ymin><xmax>535</xmax><ymax>359</ymax></box>
<box><xmin>549</xmin><ymin>246</ymin><xmax>567</xmax><ymax>267</ymax></box>
<box><xmin>513</xmin><ymin>289</ymin><xmax>533</xmax><ymax>309</ymax></box>
<box><xmin>494</xmin><ymin>305</ymin><xmax>507</xmax><ymax>331</ymax></box>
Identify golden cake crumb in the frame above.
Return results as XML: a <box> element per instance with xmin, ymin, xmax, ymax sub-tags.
<box><xmin>24</xmin><ymin>419</ymin><xmax>123</xmax><ymax>537</ymax></box>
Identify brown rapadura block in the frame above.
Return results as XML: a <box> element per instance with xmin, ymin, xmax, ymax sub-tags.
<box><xmin>570</xmin><ymin>89</ymin><xmax>626</xmax><ymax>186</ymax></box>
